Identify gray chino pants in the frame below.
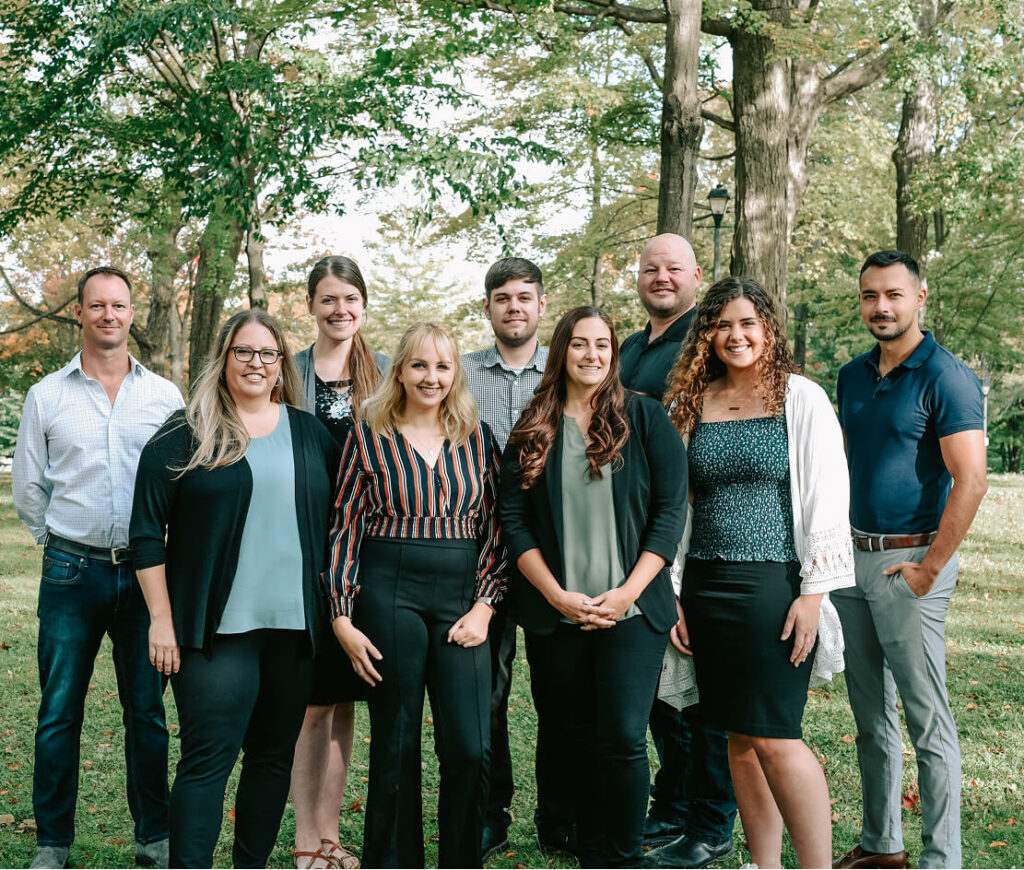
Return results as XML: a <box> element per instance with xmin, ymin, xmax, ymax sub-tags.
<box><xmin>831</xmin><ymin>545</ymin><xmax>961</xmax><ymax>869</ymax></box>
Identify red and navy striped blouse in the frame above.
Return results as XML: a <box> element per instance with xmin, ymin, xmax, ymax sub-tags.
<box><xmin>325</xmin><ymin>419</ymin><xmax>507</xmax><ymax>619</ymax></box>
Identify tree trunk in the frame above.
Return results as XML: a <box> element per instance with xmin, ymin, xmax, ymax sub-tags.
<box><xmin>188</xmin><ymin>212</ymin><xmax>245</xmax><ymax>386</ymax></box>
<box><xmin>246</xmin><ymin>223</ymin><xmax>269</xmax><ymax>310</ymax></box>
<box><xmin>894</xmin><ymin>77</ymin><xmax>937</xmax><ymax>278</ymax></box>
<box><xmin>139</xmin><ymin>218</ymin><xmax>185</xmax><ymax>382</ymax></box>
<box><xmin>729</xmin><ymin>9</ymin><xmax>791</xmax><ymax>316</ymax></box>
<box><xmin>656</xmin><ymin>0</ymin><xmax>704</xmax><ymax>239</ymax></box>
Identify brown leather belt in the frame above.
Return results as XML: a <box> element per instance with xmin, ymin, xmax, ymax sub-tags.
<box><xmin>852</xmin><ymin>531</ymin><xmax>937</xmax><ymax>552</ymax></box>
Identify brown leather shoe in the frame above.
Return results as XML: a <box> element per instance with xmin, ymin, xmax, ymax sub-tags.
<box><xmin>833</xmin><ymin>845</ymin><xmax>910</xmax><ymax>869</ymax></box>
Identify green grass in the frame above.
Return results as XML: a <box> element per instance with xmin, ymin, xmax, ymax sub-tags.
<box><xmin>1</xmin><ymin>474</ymin><xmax>1022</xmax><ymax>868</ymax></box>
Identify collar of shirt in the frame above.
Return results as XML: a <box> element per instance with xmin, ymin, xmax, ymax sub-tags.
<box><xmin>481</xmin><ymin>341</ymin><xmax>547</xmax><ymax>372</ymax></box>
<box><xmin>865</xmin><ymin>331</ymin><xmax>937</xmax><ymax>377</ymax></box>
<box><xmin>639</xmin><ymin>309</ymin><xmax>694</xmax><ymax>348</ymax></box>
<box><xmin>64</xmin><ymin>351</ymin><xmax>147</xmax><ymax>382</ymax></box>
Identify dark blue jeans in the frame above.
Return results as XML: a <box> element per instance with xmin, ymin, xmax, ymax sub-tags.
<box><xmin>34</xmin><ymin>546</ymin><xmax>169</xmax><ymax>847</ymax></box>
<box><xmin>648</xmin><ymin>699</ymin><xmax>737</xmax><ymax>844</ymax></box>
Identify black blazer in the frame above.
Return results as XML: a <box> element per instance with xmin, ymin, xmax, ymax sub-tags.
<box><xmin>130</xmin><ymin>405</ymin><xmax>341</xmax><ymax>654</ymax></box>
<box><xmin>500</xmin><ymin>392</ymin><xmax>687</xmax><ymax>635</ymax></box>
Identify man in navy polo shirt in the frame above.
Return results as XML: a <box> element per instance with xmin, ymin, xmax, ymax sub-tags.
<box><xmin>833</xmin><ymin>250</ymin><xmax>987</xmax><ymax>870</ymax></box>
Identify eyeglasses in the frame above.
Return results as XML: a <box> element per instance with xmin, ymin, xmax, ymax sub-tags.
<box><xmin>230</xmin><ymin>346</ymin><xmax>284</xmax><ymax>365</ymax></box>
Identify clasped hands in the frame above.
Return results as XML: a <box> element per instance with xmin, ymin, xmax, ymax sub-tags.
<box><xmin>334</xmin><ymin>600</ymin><xmax>494</xmax><ymax>687</ymax></box>
<box><xmin>553</xmin><ymin>587</ymin><xmax>633</xmax><ymax>630</ymax></box>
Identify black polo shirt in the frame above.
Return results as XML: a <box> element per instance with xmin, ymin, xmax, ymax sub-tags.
<box><xmin>837</xmin><ymin>331</ymin><xmax>983</xmax><ymax>535</ymax></box>
<box><xmin>618</xmin><ymin>308</ymin><xmax>695</xmax><ymax>400</ymax></box>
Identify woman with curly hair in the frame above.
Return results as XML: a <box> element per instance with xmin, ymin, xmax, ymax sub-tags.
<box><xmin>324</xmin><ymin>322</ymin><xmax>506</xmax><ymax>869</ymax></box>
<box><xmin>660</xmin><ymin>277</ymin><xmax>855</xmax><ymax>869</ymax></box>
<box><xmin>500</xmin><ymin>306</ymin><xmax>688</xmax><ymax>868</ymax></box>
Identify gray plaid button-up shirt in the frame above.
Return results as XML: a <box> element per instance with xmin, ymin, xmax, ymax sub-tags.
<box><xmin>462</xmin><ymin>342</ymin><xmax>548</xmax><ymax>450</ymax></box>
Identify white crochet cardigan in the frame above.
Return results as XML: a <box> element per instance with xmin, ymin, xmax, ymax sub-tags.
<box><xmin>668</xmin><ymin>373</ymin><xmax>855</xmax><ymax>690</ymax></box>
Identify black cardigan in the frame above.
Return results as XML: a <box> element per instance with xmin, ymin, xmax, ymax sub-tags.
<box><xmin>130</xmin><ymin>405</ymin><xmax>341</xmax><ymax>653</ymax></box>
<box><xmin>499</xmin><ymin>392</ymin><xmax>688</xmax><ymax>635</ymax></box>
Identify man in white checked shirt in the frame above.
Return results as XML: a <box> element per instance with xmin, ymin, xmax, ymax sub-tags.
<box><xmin>13</xmin><ymin>267</ymin><xmax>183</xmax><ymax>870</ymax></box>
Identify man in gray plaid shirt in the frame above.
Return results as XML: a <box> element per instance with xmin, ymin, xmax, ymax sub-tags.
<box><xmin>463</xmin><ymin>258</ymin><xmax>566</xmax><ymax>860</ymax></box>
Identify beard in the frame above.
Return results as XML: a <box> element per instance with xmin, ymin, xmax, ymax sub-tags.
<box><xmin>868</xmin><ymin>316</ymin><xmax>912</xmax><ymax>342</ymax></box>
<box><xmin>494</xmin><ymin>323</ymin><xmax>537</xmax><ymax>348</ymax></box>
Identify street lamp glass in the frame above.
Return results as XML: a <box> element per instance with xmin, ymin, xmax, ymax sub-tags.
<box><xmin>708</xmin><ymin>183</ymin><xmax>729</xmax><ymax>216</ymax></box>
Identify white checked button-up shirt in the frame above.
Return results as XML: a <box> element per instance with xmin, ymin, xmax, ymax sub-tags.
<box><xmin>13</xmin><ymin>352</ymin><xmax>184</xmax><ymax>548</ymax></box>
<box><xmin>462</xmin><ymin>342</ymin><xmax>548</xmax><ymax>450</ymax></box>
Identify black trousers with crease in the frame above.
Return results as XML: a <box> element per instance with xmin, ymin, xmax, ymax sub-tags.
<box><xmin>355</xmin><ymin>537</ymin><xmax>491</xmax><ymax>869</ymax></box>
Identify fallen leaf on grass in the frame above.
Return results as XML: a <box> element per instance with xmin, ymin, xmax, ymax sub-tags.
<box><xmin>901</xmin><ymin>783</ymin><xmax>920</xmax><ymax>811</ymax></box>
<box><xmin>227</xmin><ymin>806</ymin><xmax>236</xmax><ymax>822</ymax></box>
<box><xmin>1007</xmin><ymin>818</ymin><xmax>1018</xmax><ymax>825</ymax></box>
<box><xmin>840</xmin><ymin>734</ymin><xmax>855</xmax><ymax>743</ymax></box>
<box><xmin>349</xmin><ymin>800</ymin><xmax>362</xmax><ymax>813</ymax></box>
<box><xmin>16</xmin><ymin>819</ymin><xmax>35</xmax><ymax>832</ymax></box>
<box><xmin>832</xmin><ymin>811</ymin><xmax>839</xmax><ymax>823</ymax></box>
<box><xmin>989</xmin><ymin>841</ymin><xmax>1008</xmax><ymax>848</ymax></box>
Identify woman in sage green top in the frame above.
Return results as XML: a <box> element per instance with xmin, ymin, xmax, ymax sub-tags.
<box><xmin>500</xmin><ymin>306</ymin><xmax>687</xmax><ymax>868</ymax></box>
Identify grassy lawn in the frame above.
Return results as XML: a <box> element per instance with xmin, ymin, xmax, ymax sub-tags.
<box><xmin>0</xmin><ymin>473</ymin><xmax>1021</xmax><ymax>868</ymax></box>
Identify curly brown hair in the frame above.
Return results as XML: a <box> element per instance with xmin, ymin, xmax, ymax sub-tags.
<box><xmin>663</xmin><ymin>277</ymin><xmax>799</xmax><ymax>434</ymax></box>
<box><xmin>509</xmin><ymin>306</ymin><xmax>629</xmax><ymax>489</ymax></box>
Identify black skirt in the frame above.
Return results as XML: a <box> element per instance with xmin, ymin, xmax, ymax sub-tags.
<box><xmin>308</xmin><ymin>624</ymin><xmax>367</xmax><ymax>706</ymax></box>
<box><xmin>682</xmin><ymin>558</ymin><xmax>814</xmax><ymax>739</ymax></box>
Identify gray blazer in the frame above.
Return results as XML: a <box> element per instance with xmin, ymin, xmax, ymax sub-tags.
<box><xmin>294</xmin><ymin>344</ymin><xmax>390</xmax><ymax>413</ymax></box>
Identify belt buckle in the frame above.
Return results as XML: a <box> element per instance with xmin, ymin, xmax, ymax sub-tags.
<box><xmin>110</xmin><ymin>548</ymin><xmax>130</xmax><ymax>565</ymax></box>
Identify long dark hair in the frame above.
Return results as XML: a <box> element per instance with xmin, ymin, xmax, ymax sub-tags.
<box><xmin>509</xmin><ymin>306</ymin><xmax>629</xmax><ymax>489</ymax></box>
<box><xmin>307</xmin><ymin>255</ymin><xmax>379</xmax><ymax>421</ymax></box>
<box><xmin>663</xmin><ymin>276</ymin><xmax>798</xmax><ymax>434</ymax></box>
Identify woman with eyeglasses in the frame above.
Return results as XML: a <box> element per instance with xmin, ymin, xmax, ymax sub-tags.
<box><xmin>130</xmin><ymin>310</ymin><xmax>341</xmax><ymax>868</ymax></box>
<box><xmin>499</xmin><ymin>306</ymin><xmax>688</xmax><ymax>868</ymax></box>
<box><xmin>290</xmin><ymin>256</ymin><xmax>387</xmax><ymax>870</ymax></box>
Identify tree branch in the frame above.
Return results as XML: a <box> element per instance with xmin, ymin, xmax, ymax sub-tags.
<box><xmin>614</xmin><ymin>19</ymin><xmax>663</xmax><ymax>89</ymax></box>
<box><xmin>701</xmin><ymin>108</ymin><xmax>735</xmax><ymax>131</ymax></box>
<box><xmin>0</xmin><ymin>265</ymin><xmax>78</xmax><ymax>327</ymax></box>
<box><xmin>821</xmin><ymin>46</ymin><xmax>893</xmax><ymax>104</ymax></box>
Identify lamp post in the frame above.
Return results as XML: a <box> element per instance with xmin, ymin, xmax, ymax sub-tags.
<box><xmin>981</xmin><ymin>379</ymin><xmax>991</xmax><ymax>447</ymax></box>
<box><xmin>708</xmin><ymin>183</ymin><xmax>729</xmax><ymax>282</ymax></box>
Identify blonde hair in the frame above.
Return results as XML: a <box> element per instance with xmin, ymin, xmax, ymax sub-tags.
<box><xmin>179</xmin><ymin>309</ymin><xmax>302</xmax><ymax>474</ymax></box>
<box><xmin>363</xmin><ymin>322</ymin><xmax>478</xmax><ymax>446</ymax></box>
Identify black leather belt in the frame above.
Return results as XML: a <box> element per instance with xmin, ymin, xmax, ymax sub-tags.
<box><xmin>45</xmin><ymin>533</ymin><xmax>133</xmax><ymax>565</ymax></box>
<box><xmin>852</xmin><ymin>531</ymin><xmax>937</xmax><ymax>552</ymax></box>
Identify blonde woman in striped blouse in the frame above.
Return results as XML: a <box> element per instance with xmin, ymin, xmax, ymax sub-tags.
<box><xmin>325</xmin><ymin>322</ymin><xmax>506</xmax><ymax>869</ymax></box>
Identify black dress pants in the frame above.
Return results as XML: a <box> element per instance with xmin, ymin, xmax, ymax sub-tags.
<box><xmin>525</xmin><ymin>616</ymin><xmax>668</xmax><ymax>868</ymax></box>
<box><xmin>355</xmin><ymin>538</ymin><xmax>491</xmax><ymax>869</ymax></box>
<box><xmin>169</xmin><ymin>629</ymin><xmax>312</xmax><ymax>868</ymax></box>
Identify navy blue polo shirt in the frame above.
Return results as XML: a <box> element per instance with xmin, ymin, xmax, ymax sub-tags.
<box><xmin>619</xmin><ymin>308</ymin><xmax>695</xmax><ymax>401</ymax></box>
<box><xmin>837</xmin><ymin>331</ymin><xmax>983</xmax><ymax>535</ymax></box>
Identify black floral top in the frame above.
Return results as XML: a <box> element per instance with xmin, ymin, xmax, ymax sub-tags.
<box><xmin>314</xmin><ymin>374</ymin><xmax>356</xmax><ymax>445</ymax></box>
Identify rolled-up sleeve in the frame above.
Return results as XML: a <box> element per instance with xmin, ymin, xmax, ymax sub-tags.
<box><xmin>12</xmin><ymin>387</ymin><xmax>51</xmax><ymax>543</ymax></box>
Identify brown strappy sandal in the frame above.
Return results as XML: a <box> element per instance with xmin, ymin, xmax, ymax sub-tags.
<box><xmin>292</xmin><ymin>845</ymin><xmax>331</xmax><ymax>869</ymax></box>
<box><xmin>320</xmin><ymin>839</ymin><xmax>361</xmax><ymax>869</ymax></box>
